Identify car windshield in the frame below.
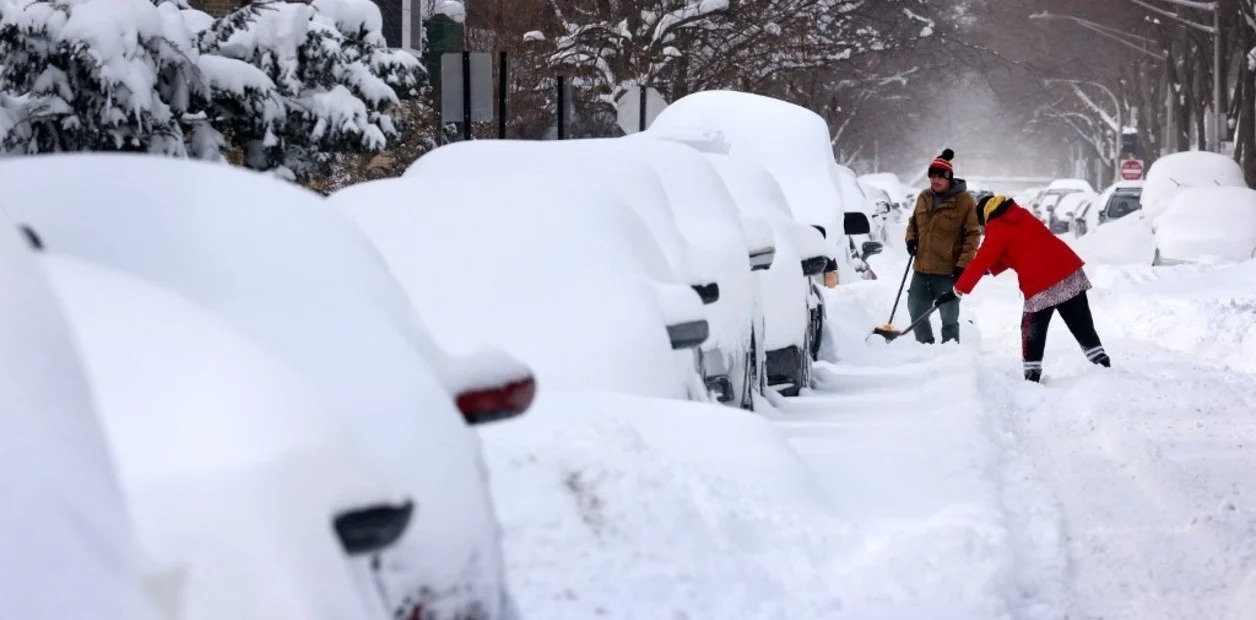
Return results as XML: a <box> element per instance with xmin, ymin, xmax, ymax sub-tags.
<box><xmin>1106</xmin><ymin>193</ymin><xmax>1143</xmax><ymax>218</ymax></box>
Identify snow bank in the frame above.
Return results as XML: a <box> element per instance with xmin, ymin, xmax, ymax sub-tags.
<box><xmin>1087</xmin><ymin>260</ymin><xmax>1256</xmax><ymax>373</ymax></box>
<box><xmin>1142</xmin><ymin>151</ymin><xmax>1247</xmax><ymax>221</ymax></box>
<box><xmin>479</xmin><ymin>391</ymin><xmax>852</xmax><ymax>618</ymax></box>
<box><xmin>1069</xmin><ymin>212</ymin><xmax>1156</xmax><ymax>266</ymax></box>
<box><xmin>1155</xmin><ymin>186</ymin><xmax>1256</xmax><ymax>263</ymax></box>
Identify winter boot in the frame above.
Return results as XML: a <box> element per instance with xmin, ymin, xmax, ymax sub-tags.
<box><xmin>1024</xmin><ymin>369</ymin><xmax>1042</xmax><ymax>383</ymax></box>
<box><xmin>1092</xmin><ymin>353</ymin><xmax>1111</xmax><ymax>368</ymax></box>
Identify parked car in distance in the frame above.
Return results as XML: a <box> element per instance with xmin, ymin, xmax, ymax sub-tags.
<box><xmin>1154</xmin><ymin>186</ymin><xmax>1256</xmax><ymax>265</ymax></box>
<box><xmin>1050</xmin><ymin>192</ymin><xmax>1095</xmax><ymax>235</ymax></box>
<box><xmin>647</xmin><ymin>89</ymin><xmax>872</xmax><ymax>288</ymax></box>
<box><xmin>1142</xmin><ymin>151</ymin><xmax>1247</xmax><ymax>222</ymax></box>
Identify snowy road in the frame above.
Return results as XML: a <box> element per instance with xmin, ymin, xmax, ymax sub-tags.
<box><xmin>481</xmin><ymin>249</ymin><xmax>1256</xmax><ymax>619</ymax></box>
<box><xmin>778</xmin><ymin>252</ymin><xmax>1256</xmax><ymax>619</ymax></box>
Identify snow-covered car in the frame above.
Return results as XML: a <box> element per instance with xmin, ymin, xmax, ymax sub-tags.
<box><xmin>0</xmin><ymin>216</ymin><xmax>158</xmax><ymax>620</ymax></box>
<box><xmin>1154</xmin><ymin>186</ymin><xmax>1256</xmax><ymax>264</ymax></box>
<box><xmin>1073</xmin><ymin>180</ymin><xmax>1145</xmax><ymax>236</ymax></box>
<box><xmin>1038</xmin><ymin>179</ymin><xmax>1094</xmax><ymax>228</ymax></box>
<box><xmin>401</xmin><ymin>138</ymin><xmax>721</xmax><ymax>305</ymax></box>
<box><xmin>859</xmin><ymin>172</ymin><xmax>912</xmax><ymax>212</ymax></box>
<box><xmin>0</xmin><ymin>154</ymin><xmax>526</xmax><ymax>620</ymax></box>
<box><xmin>618</xmin><ymin>132</ymin><xmax>769</xmax><ymax>409</ymax></box>
<box><xmin>46</xmin><ymin>254</ymin><xmax>405</xmax><ymax>620</ymax></box>
<box><xmin>1142</xmin><ymin>150</ymin><xmax>1247</xmax><ymax>222</ymax></box>
<box><xmin>329</xmin><ymin>173</ymin><xmax>710</xmax><ymax>401</ymax></box>
<box><xmin>1097</xmin><ymin>181</ymin><xmax>1144</xmax><ymax>224</ymax></box>
<box><xmin>704</xmin><ymin>152</ymin><xmax>829</xmax><ymax>395</ymax></box>
<box><xmin>401</xmin><ymin>138</ymin><xmax>753</xmax><ymax>407</ymax></box>
<box><xmin>1050</xmin><ymin>192</ymin><xmax>1095</xmax><ymax>235</ymax></box>
<box><xmin>648</xmin><ymin>90</ymin><xmax>874</xmax><ymax>288</ymax></box>
<box><xmin>834</xmin><ymin>163</ymin><xmax>884</xmax><ymax>279</ymax></box>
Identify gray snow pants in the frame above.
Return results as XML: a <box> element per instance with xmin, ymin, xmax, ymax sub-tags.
<box><xmin>907</xmin><ymin>271</ymin><xmax>960</xmax><ymax>344</ymax></box>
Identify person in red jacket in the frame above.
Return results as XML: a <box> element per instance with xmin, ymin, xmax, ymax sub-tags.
<box><xmin>934</xmin><ymin>195</ymin><xmax>1111</xmax><ymax>382</ymax></box>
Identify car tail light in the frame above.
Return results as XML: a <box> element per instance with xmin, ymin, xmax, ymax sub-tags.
<box><xmin>456</xmin><ymin>376</ymin><xmax>536</xmax><ymax>425</ymax></box>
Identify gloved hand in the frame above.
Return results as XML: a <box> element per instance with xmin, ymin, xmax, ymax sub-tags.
<box><xmin>934</xmin><ymin>289</ymin><xmax>958</xmax><ymax>306</ymax></box>
<box><xmin>952</xmin><ymin>266</ymin><xmax>965</xmax><ymax>280</ymax></box>
<box><xmin>906</xmin><ymin>239</ymin><xmax>918</xmax><ymax>256</ymax></box>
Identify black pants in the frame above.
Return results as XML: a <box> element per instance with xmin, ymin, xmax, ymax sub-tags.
<box><xmin>1021</xmin><ymin>291</ymin><xmax>1107</xmax><ymax>375</ymax></box>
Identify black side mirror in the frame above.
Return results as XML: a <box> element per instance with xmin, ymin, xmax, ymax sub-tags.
<box><xmin>334</xmin><ymin>501</ymin><xmax>415</xmax><ymax>555</ymax></box>
<box><xmin>843</xmin><ymin>212</ymin><xmax>871</xmax><ymax>236</ymax></box>
<box><xmin>861</xmin><ymin>241</ymin><xmax>883</xmax><ymax>259</ymax></box>
<box><xmin>800</xmin><ymin>255</ymin><xmax>828</xmax><ymax>276</ymax></box>
<box><xmin>19</xmin><ymin>225</ymin><xmax>42</xmax><ymax>251</ymax></box>
<box><xmin>690</xmin><ymin>282</ymin><xmax>720</xmax><ymax>305</ymax></box>
<box><xmin>667</xmin><ymin>319</ymin><xmax>709</xmax><ymax>350</ymax></box>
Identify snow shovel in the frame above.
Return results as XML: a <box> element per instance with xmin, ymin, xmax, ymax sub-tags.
<box><xmin>869</xmin><ymin>256</ymin><xmax>913</xmax><ymax>340</ymax></box>
<box><xmin>872</xmin><ymin>296</ymin><xmax>948</xmax><ymax>343</ymax></box>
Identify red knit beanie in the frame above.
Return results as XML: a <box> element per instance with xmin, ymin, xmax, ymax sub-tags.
<box><xmin>927</xmin><ymin>148</ymin><xmax>955</xmax><ymax>179</ymax></box>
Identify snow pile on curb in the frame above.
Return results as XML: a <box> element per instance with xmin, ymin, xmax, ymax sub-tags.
<box><xmin>1090</xmin><ymin>261</ymin><xmax>1256</xmax><ymax>373</ymax></box>
<box><xmin>479</xmin><ymin>391</ymin><xmax>849</xmax><ymax>618</ymax></box>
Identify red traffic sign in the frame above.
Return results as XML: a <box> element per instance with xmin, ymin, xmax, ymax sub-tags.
<box><xmin>1120</xmin><ymin>159</ymin><xmax>1144</xmax><ymax>181</ymax></box>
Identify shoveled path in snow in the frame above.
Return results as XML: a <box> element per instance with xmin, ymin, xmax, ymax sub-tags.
<box><xmin>773</xmin><ymin>253</ymin><xmax>1256</xmax><ymax>618</ymax></box>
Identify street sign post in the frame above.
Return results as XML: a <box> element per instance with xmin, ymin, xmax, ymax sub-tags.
<box><xmin>616</xmin><ymin>86</ymin><xmax>668</xmax><ymax>134</ymax></box>
<box><xmin>1119</xmin><ymin>159</ymin><xmax>1144</xmax><ymax>181</ymax></box>
<box><xmin>441</xmin><ymin>52</ymin><xmax>493</xmax><ymax>139</ymax></box>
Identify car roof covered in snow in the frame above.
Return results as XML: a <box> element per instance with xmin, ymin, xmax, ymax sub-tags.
<box><xmin>1143</xmin><ymin>150</ymin><xmax>1247</xmax><ymax>221</ymax></box>
<box><xmin>402</xmin><ymin>139</ymin><xmax>689</xmax><ymax>281</ymax></box>
<box><xmin>648</xmin><ymin>90</ymin><xmax>847</xmax><ymax>230</ymax></box>
<box><xmin>331</xmin><ymin>174</ymin><xmax>692</xmax><ymax>398</ymax></box>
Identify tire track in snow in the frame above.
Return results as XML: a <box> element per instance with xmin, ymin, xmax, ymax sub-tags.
<box><xmin>984</xmin><ymin>338</ymin><xmax>1256</xmax><ymax>619</ymax></box>
<box><xmin>775</xmin><ymin>351</ymin><xmax>1025</xmax><ymax>618</ymax></box>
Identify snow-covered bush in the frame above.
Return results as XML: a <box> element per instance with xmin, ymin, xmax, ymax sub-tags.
<box><xmin>198</xmin><ymin>0</ymin><xmax>422</xmax><ymax>180</ymax></box>
<box><xmin>0</xmin><ymin>0</ymin><xmax>422</xmax><ymax>183</ymax></box>
<box><xmin>0</xmin><ymin>0</ymin><xmax>208</xmax><ymax>155</ymax></box>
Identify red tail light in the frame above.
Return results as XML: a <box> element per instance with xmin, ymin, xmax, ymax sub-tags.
<box><xmin>455</xmin><ymin>376</ymin><xmax>536</xmax><ymax>425</ymax></box>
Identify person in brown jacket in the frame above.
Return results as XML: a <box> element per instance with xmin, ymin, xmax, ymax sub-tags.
<box><xmin>904</xmin><ymin>149</ymin><xmax>982</xmax><ymax>344</ymax></box>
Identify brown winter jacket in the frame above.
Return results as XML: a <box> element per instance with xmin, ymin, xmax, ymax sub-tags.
<box><xmin>905</xmin><ymin>179</ymin><xmax>982</xmax><ymax>276</ymax></box>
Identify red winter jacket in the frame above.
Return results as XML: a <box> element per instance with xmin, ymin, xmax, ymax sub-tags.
<box><xmin>955</xmin><ymin>204</ymin><xmax>1084</xmax><ymax>298</ymax></box>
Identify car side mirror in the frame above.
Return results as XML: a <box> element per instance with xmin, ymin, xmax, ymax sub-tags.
<box><xmin>334</xmin><ymin>501</ymin><xmax>415</xmax><ymax>555</ymax></box>
<box><xmin>861</xmin><ymin>241</ymin><xmax>883</xmax><ymax>260</ymax></box>
<box><xmin>667</xmin><ymin>319</ymin><xmax>709</xmax><ymax>350</ymax></box>
<box><xmin>843</xmin><ymin>212</ymin><xmax>871</xmax><ymax>236</ymax></box>
<box><xmin>800</xmin><ymin>255</ymin><xmax>828</xmax><ymax>276</ymax></box>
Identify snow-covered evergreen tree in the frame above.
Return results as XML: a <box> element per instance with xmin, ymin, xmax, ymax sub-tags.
<box><xmin>0</xmin><ymin>0</ymin><xmax>207</xmax><ymax>155</ymax></box>
<box><xmin>198</xmin><ymin>0</ymin><xmax>421</xmax><ymax>181</ymax></box>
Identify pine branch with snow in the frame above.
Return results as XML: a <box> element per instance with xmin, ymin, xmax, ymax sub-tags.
<box><xmin>0</xmin><ymin>0</ymin><xmax>205</xmax><ymax>155</ymax></box>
